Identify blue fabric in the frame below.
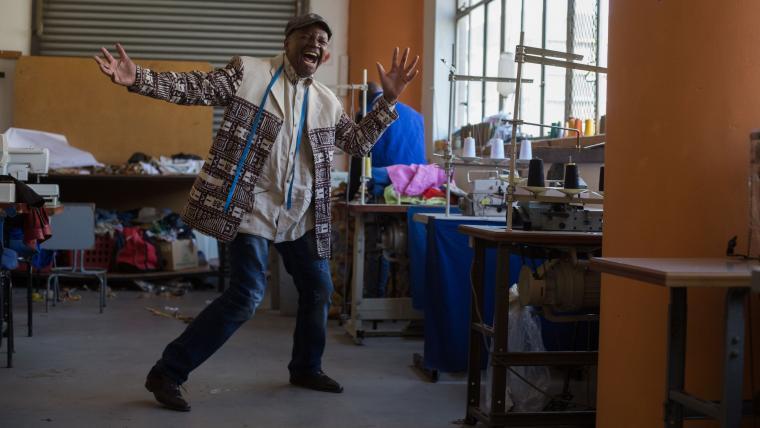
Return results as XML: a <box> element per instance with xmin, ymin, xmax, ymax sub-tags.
<box><xmin>369</xmin><ymin>101</ymin><xmax>426</xmax><ymax>168</ymax></box>
<box><xmin>406</xmin><ymin>206</ymin><xmax>457</xmax><ymax>310</ymax></box>
<box><xmin>422</xmin><ymin>218</ymin><xmax>523</xmax><ymax>373</ymax></box>
<box><xmin>540</xmin><ymin>314</ymin><xmax>600</xmax><ymax>352</ymax></box>
<box><xmin>157</xmin><ymin>231</ymin><xmax>333</xmax><ymax>384</ymax></box>
<box><xmin>371</xmin><ymin>166</ymin><xmax>390</xmax><ymax>197</ymax></box>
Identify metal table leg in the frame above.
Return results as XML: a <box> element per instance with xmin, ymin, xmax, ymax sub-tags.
<box><xmin>347</xmin><ymin>213</ymin><xmax>366</xmax><ymax>344</ymax></box>
<box><xmin>465</xmin><ymin>239</ymin><xmax>486</xmax><ymax>425</ymax></box>
<box><xmin>489</xmin><ymin>244</ymin><xmax>510</xmax><ymax>416</ymax></box>
<box><xmin>0</xmin><ymin>271</ymin><xmax>4</xmax><ymax>354</ymax></box>
<box><xmin>4</xmin><ymin>272</ymin><xmax>13</xmax><ymax>368</ymax></box>
<box><xmin>664</xmin><ymin>287</ymin><xmax>687</xmax><ymax>428</ymax></box>
<box><xmin>27</xmin><ymin>262</ymin><xmax>33</xmax><ymax>337</ymax></box>
<box><xmin>720</xmin><ymin>287</ymin><xmax>748</xmax><ymax>427</ymax></box>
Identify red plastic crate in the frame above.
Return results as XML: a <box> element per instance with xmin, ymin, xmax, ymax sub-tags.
<box><xmin>62</xmin><ymin>234</ymin><xmax>116</xmax><ymax>271</ymax></box>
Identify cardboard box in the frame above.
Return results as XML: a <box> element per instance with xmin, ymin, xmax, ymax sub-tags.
<box><xmin>159</xmin><ymin>239</ymin><xmax>199</xmax><ymax>271</ymax></box>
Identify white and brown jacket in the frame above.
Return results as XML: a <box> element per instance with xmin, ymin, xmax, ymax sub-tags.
<box><xmin>128</xmin><ymin>54</ymin><xmax>398</xmax><ymax>258</ymax></box>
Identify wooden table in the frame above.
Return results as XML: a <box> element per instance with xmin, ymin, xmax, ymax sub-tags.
<box><xmin>336</xmin><ymin>202</ymin><xmax>421</xmax><ymax>344</ymax></box>
<box><xmin>590</xmin><ymin>257</ymin><xmax>759</xmax><ymax>428</ymax></box>
<box><xmin>458</xmin><ymin>225</ymin><xmax>602</xmax><ymax>427</ymax></box>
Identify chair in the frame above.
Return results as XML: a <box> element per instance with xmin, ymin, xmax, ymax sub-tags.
<box><xmin>41</xmin><ymin>203</ymin><xmax>108</xmax><ymax>313</ymax></box>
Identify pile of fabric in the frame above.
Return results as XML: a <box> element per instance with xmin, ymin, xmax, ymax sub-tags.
<box><xmin>91</xmin><ymin>207</ymin><xmax>199</xmax><ymax>272</ymax></box>
<box><xmin>53</xmin><ymin>153</ymin><xmax>204</xmax><ymax>176</ymax></box>
<box><xmin>370</xmin><ymin>163</ymin><xmax>450</xmax><ymax>205</ymax></box>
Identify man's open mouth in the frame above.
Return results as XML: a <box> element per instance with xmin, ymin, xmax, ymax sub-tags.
<box><xmin>302</xmin><ymin>50</ymin><xmax>320</xmax><ymax>65</ymax></box>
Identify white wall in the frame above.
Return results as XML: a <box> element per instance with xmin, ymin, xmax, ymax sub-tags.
<box><xmin>0</xmin><ymin>0</ymin><xmax>33</xmax><ymax>132</ymax></box>
<box><xmin>309</xmin><ymin>0</ymin><xmax>349</xmax><ymax>170</ymax></box>
<box><xmin>309</xmin><ymin>0</ymin><xmax>348</xmax><ymax>90</ymax></box>
<box><xmin>421</xmin><ymin>0</ymin><xmax>455</xmax><ymax>160</ymax></box>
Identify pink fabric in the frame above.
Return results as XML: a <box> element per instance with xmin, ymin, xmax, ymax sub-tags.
<box><xmin>386</xmin><ymin>164</ymin><xmax>448</xmax><ymax>196</ymax></box>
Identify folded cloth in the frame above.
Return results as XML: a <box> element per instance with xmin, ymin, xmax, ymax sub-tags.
<box><xmin>1</xmin><ymin>248</ymin><xmax>18</xmax><ymax>270</ymax></box>
<box><xmin>24</xmin><ymin>207</ymin><xmax>52</xmax><ymax>248</ymax></box>
<box><xmin>422</xmin><ymin>188</ymin><xmax>445</xmax><ymax>200</ymax></box>
<box><xmin>386</xmin><ymin>164</ymin><xmax>448</xmax><ymax>197</ymax></box>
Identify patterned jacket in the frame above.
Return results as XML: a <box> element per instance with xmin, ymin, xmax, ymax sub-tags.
<box><xmin>128</xmin><ymin>54</ymin><xmax>398</xmax><ymax>258</ymax></box>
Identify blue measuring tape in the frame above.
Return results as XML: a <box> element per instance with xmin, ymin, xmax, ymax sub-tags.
<box><xmin>224</xmin><ymin>64</ymin><xmax>310</xmax><ymax>213</ymax></box>
<box><xmin>286</xmin><ymin>88</ymin><xmax>309</xmax><ymax>210</ymax></box>
<box><xmin>224</xmin><ymin>64</ymin><xmax>284</xmax><ymax>212</ymax></box>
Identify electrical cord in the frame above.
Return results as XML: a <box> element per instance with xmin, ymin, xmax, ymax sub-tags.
<box><xmin>469</xmin><ymin>268</ymin><xmax>595</xmax><ymax>410</ymax></box>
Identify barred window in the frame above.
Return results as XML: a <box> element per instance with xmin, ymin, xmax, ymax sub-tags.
<box><xmin>454</xmin><ymin>0</ymin><xmax>608</xmax><ymax>136</ymax></box>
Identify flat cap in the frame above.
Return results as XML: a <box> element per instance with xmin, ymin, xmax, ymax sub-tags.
<box><xmin>285</xmin><ymin>13</ymin><xmax>332</xmax><ymax>39</ymax></box>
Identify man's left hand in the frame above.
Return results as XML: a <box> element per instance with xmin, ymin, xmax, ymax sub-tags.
<box><xmin>376</xmin><ymin>47</ymin><xmax>420</xmax><ymax>103</ymax></box>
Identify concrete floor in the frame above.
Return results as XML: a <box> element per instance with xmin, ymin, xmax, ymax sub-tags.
<box><xmin>0</xmin><ymin>289</ymin><xmax>467</xmax><ymax>428</ymax></box>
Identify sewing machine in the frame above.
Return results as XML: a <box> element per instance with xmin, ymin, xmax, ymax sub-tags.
<box><xmin>517</xmin><ymin>202</ymin><xmax>602</xmax><ymax>232</ymax></box>
<box><xmin>460</xmin><ymin>177</ymin><xmax>603</xmax><ymax>232</ymax></box>
<box><xmin>459</xmin><ymin>178</ymin><xmax>509</xmax><ymax>217</ymax></box>
<box><xmin>0</xmin><ymin>132</ymin><xmax>59</xmax><ymax>205</ymax></box>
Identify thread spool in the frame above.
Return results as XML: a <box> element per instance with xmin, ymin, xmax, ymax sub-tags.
<box><xmin>599</xmin><ymin>165</ymin><xmax>605</xmax><ymax>192</ymax></box>
<box><xmin>528</xmin><ymin>158</ymin><xmax>545</xmax><ymax>187</ymax></box>
<box><xmin>574</xmin><ymin>118</ymin><xmax>583</xmax><ymax>135</ymax></box>
<box><xmin>584</xmin><ymin>119</ymin><xmax>595</xmax><ymax>136</ymax></box>
<box><xmin>563</xmin><ymin>163</ymin><xmax>580</xmax><ymax>189</ymax></box>
<box><xmin>519</xmin><ymin>138</ymin><xmax>532</xmax><ymax>160</ymax></box>
<box><xmin>364</xmin><ymin>157</ymin><xmax>372</xmax><ymax>179</ymax></box>
<box><xmin>463</xmin><ymin>137</ymin><xmax>477</xmax><ymax>157</ymax></box>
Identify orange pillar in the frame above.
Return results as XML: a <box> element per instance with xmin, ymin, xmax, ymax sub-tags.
<box><xmin>347</xmin><ymin>0</ymin><xmax>424</xmax><ymax>111</ymax></box>
<box><xmin>599</xmin><ymin>1</ymin><xmax>760</xmax><ymax>426</ymax></box>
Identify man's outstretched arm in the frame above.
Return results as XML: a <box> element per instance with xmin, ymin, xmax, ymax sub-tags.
<box><xmin>94</xmin><ymin>43</ymin><xmax>242</xmax><ymax>107</ymax></box>
<box><xmin>335</xmin><ymin>47</ymin><xmax>420</xmax><ymax>157</ymax></box>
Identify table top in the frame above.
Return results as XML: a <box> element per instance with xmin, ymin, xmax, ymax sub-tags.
<box><xmin>0</xmin><ymin>203</ymin><xmax>64</xmax><ymax>216</ymax></box>
<box><xmin>590</xmin><ymin>257</ymin><xmax>759</xmax><ymax>289</ymax></box>
<box><xmin>413</xmin><ymin>212</ymin><xmax>506</xmax><ymax>225</ymax></box>
<box><xmin>458</xmin><ymin>224</ymin><xmax>603</xmax><ymax>246</ymax></box>
<box><xmin>335</xmin><ymin>201</ymin><xmax>410</xmax><ymax>214</ymax></box>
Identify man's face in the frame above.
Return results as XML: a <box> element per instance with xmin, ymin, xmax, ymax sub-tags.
<box><xmin>284</xmin><ymin>24</ymin><xmax>330</xmax><ymax>77</ymax></box>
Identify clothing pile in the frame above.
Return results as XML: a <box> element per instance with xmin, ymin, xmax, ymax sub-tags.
<box><xmin>0</xmin><ymin>177</ymin><xmax>52</xmax><ymax>270</ymax></box>
<box><xmin>368</xmin><ymin>164</ymin><xmax>450</xmax><ymax>205</ymax></box>
<box><xmin>35</xmin><ymin>207</ymin><xmax>201</xmax><ymax>274</ymax></box>
<box><xmin>52</xmin><ymin>153</ymin><xmax>204</xmax><ymax>176</ymax></box>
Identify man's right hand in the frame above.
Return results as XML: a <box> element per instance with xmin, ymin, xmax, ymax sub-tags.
<box><xmin>94</xmin><ymin>43</ymin><xmax>137</xmax><ymax>86</ymax></box>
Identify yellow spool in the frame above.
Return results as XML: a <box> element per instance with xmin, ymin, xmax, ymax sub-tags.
<box><xmin>364</xmin><ymin>156</ymin><xmax>372</xmax><ymax>179</ymax></box>
<box><xmin>584</xmin><ymin>118</ymin><xmax>595</xmax><ymax>136</ymax></box>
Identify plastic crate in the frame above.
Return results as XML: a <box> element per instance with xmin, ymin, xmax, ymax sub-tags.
<box><xmin>63</xmin><ymin>234</ymin><xmax>116</xmax><ymax>271</ymax></box>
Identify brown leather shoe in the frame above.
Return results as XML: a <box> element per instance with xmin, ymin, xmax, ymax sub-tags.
<box><xmin>289</xmin><ymin>371</ymin><xmax>344</xmax><ymax>393</ymax></box>
<box><xmin>145</xmin><ymin>368</ymin><xmax>191</xmax><ymax>412</ymax></box>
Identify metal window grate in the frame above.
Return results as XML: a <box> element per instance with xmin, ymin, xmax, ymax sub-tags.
<box><xmin>454</xmin><ymin>0</ymin><xmax>606</xmax><ymax>135</ymax></box>
<box><xmin>35</xmin><ymin>0</ymin><xmax>298</xmax><ymax>133</ymax></box>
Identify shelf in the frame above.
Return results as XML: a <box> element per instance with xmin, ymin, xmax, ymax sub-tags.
<box><xmin>44</xmin><ymin>174</ymin><xmax>198</xmax><ymax>183</ymax></box>
<box><xmin>0</xmin><ymin>202</ymin><xmax>64</xmax><ymax>216</ymax></box>
<box><xmin>106</xmin><ymin>266</ymin><xmax>214</xmax><ymax>281</ymax></box>
<box><xmin>530</xmin><ymin>134</ymin><xmax>606</xmax><ymax>148</ymax></box>
<box><xmin>335</xmin><ymin>201</ymin><xmax>410</xmax><ymax>214</ymax></box>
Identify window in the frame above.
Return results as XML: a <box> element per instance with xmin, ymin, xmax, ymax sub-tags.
<box><xmin>454</xmin><ymin>0</ymin><xmax>608</xmax><ymax>137</ymax></box>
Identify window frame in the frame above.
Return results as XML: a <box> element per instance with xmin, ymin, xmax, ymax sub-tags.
<box><xmin>454</xmin><ymin>0</ymin><xmax>606</xmax><ymax>137</ymax></box>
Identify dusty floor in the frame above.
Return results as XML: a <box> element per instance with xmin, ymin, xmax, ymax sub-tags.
<box><xmin>0</xmin><ymin>288</ymin><xmax>468</xmax><ymax>428</ymax></box>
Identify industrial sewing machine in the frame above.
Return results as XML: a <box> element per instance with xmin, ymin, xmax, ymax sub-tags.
<box><xmin>0</xmin><ymin>133</ymin><xmax>60</xmax><ymax>205</ymax></box>
<box><xmin>460</xmin><ymin>174</ymin><xmax>604</xmax><ymax>320</ymax></box>
<box><xmin>460</xmin><ymin>177</ymin><xmax>603</xmax><ymax>232</ymax></box>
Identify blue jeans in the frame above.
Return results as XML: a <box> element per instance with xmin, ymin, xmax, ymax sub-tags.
<box><xmin>155</xmin><ymin>231</ymin><xmax>334</xmax><ymax>384</ymax></box>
